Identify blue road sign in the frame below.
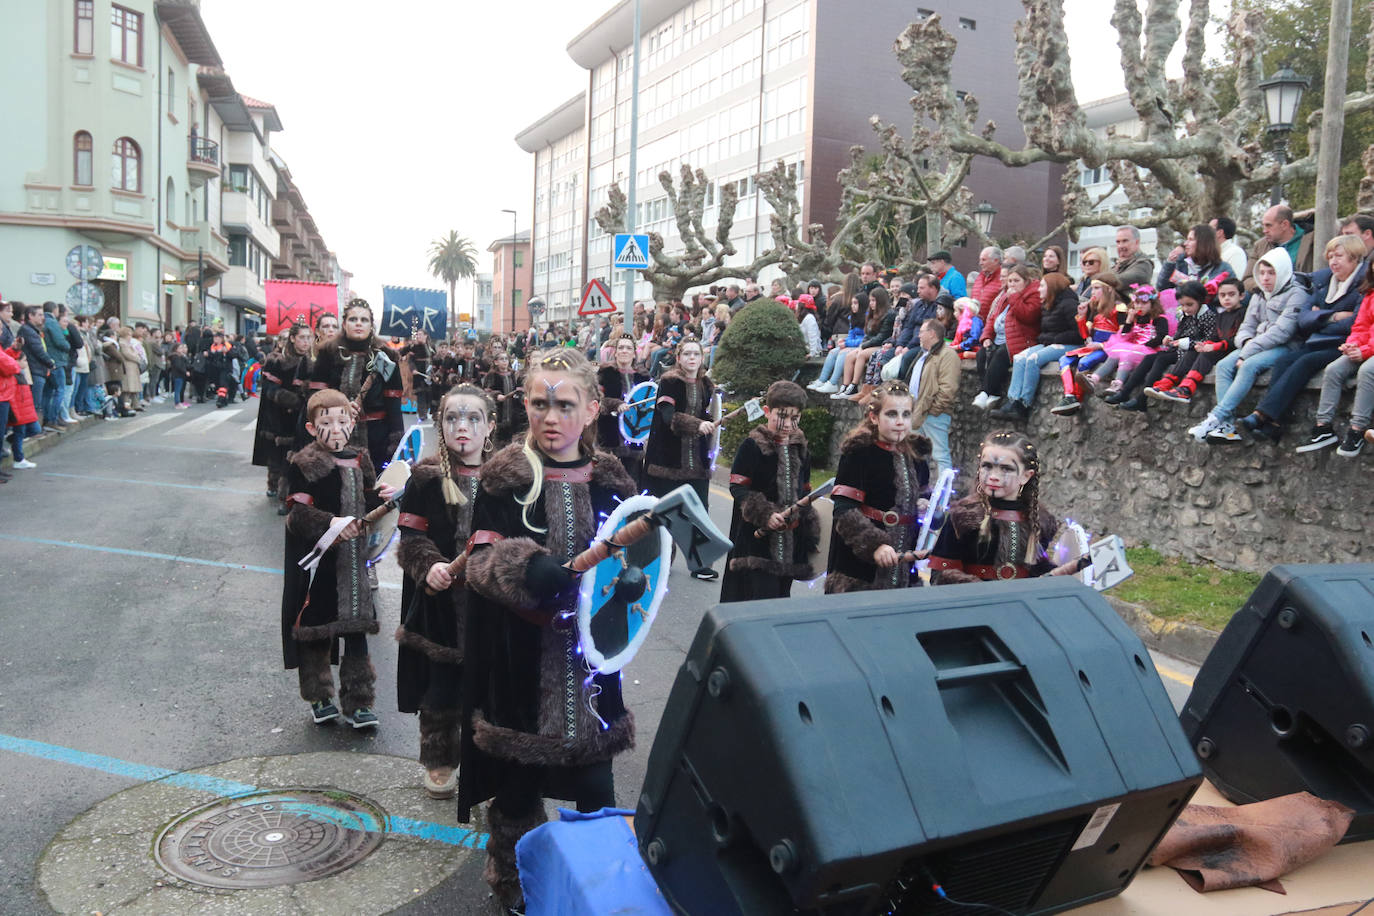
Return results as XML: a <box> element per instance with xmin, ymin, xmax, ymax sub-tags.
<box><xmin>613</xmin><ymin>233</ymin><xmax>650</xmax><ymax>270</ymax></box>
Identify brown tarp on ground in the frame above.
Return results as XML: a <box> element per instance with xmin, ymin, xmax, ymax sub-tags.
<box><xmin>1147</xmin><ymin>792</ymin><xmax>1356</xmax><ymax>893</ymax></box>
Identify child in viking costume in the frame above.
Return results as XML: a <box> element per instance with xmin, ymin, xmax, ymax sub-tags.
<box><xmin>825</xmin><ymin>380</ymin><xmax>932</xmax><ymax>593</ymax></box>
<box><xmin>458</xmin><ymin>347</ymin><xmax>637</xmax><ymax>914</ymax></box>
<box><xmin>281</xmin><ymin>389</ymin><xmax>391</xmax><ymax>728</ymax></box>
<box><xmin>596</xmin><ymin>333</ymin><xmax>649</xmax><ymax>483</ymax></box>
<box><xmin>305</xmin><ymin>298</ymin><xmax>404</xmax><ymax>471</ymax></box>
<box><xmin>719</xmin><ymin>380</ymin><xmax>820</xmax><ymax>601</ymax></box>
<box><xmin>253</xmin><ymin>321</ymin><xmax>312</xmax><ymax>515</ymax></box>
<box><xmin>643</xmin><ymin>336</ymin><xmax>718</xmax><ymax>580</ymax></box>
<box><xmin>482</xmin><ymin>350</ymin><xmax>522</xmax><ymax>448</ymax></box>
<box><xmin>394</xmin><ymin>384</ymin><xmax>494</xmax><ymax>799</ymax></box>
<box><xmin>927</xmin><ymin>430</ymin><xmax>1059</xmax><ymax>584</ymax></box>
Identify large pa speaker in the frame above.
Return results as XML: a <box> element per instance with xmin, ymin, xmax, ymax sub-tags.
<box><xmin>1180</xmin><ymin>563</ymin><xmax>1374</xmax><ymax>841</ymax></box>
<box><xmin>636</xmin><ymin>578</ymin><xmax>1201</xmax><ymax>915</ymax></box>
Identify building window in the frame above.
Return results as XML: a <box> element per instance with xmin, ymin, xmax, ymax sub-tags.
<box><xmin>513</xmin><ymin>289</ymin><xmax>523</xmax><ymax>311</ymax></box>
<box><xmin>166</xmin><ymin>177</ymin><xmax>175</xmax><ymax>224</ymax></box>
<box><xmin>111</xmin><ymin>137</ymin><xmax>140</xmax><ymax>191</ymax></box>
<box><xmin>74</xmin><ymin>0</ymin><xmax>93</xmax><ymax>53</ymax></box>
<box><xmin>916</xmin><ymin>7</ymin><xmax>934</xmax><ymax>18</ymax></box>
<box><xmin>110</xmin><ymin>5</ymin><xmax>143</xmax><ymax>67</ymax></box>
<box><xmin>958</xmin><ymin>16</ymin><xmax>976</xmax><ymax>30</ymax></box>
<box><xmin>514</xmin><ymin>250</ymin><xmax>524</xmax><ymax>268</ymax></box>
<box><xmin>228</xmin><ymin>235</ymin><xmax>248</xmax><ymax>266</ymax></box>
<box><xmin>73</xmin><ymin>131</ymin><xmax>92</xmax><ymax>186</ymax></box>
<box><xmin>167</xmin><ymin>68</ymin><xmax>175</xmax><ymax>114</ymax></box>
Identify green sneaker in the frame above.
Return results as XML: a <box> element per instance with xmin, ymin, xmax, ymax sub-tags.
<box><xmin>310</xmin><ymin>699</ymin><xmax>339</xmax><ymax>724</ymax></box>
<box><xmin>344</xmin><ymin>707</ymin><xmax>379</xmax><ymax>729</ymax></box>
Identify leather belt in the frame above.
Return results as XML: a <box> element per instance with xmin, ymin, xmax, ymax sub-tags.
<box><xmin>360</xmin><ymin>411</ymin><xmax>384</xmax><ymax>421</ymax></box>
<box><xmin>859</xmin><ymin>505</ymin><xmax>914</xmax><ymax>526</ymax></box>
<box><xmin>398</xmin><ymin>512</ymin><xmax>427</xmax><ymax>531</ymax></box>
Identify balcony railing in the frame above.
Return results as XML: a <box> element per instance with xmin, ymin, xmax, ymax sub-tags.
<box><xmin>189</xmin><ymin>137</ymin><xmax>219</xmax><ymax>167</ymax></box>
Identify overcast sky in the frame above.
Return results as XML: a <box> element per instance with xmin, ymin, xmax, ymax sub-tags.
<box><xmin>199</xmin><ymin>0</ymin><xmax>1220</xmax><ymax>306</ymax></box>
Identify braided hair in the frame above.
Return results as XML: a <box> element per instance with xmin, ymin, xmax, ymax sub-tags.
<box><xmin>516</xmin><ymin>347</ymin><xmax>601</xmax><ymax>533</ymax></box>
<box><xmin>974</xmin><ymin>429</ymin><xmax>1042</xmax><ymax>565</ymax></box>
<box><xmin>435</xmin><ymin>383</ymin><xmax>495</xmax><ymax>507</ymax></box>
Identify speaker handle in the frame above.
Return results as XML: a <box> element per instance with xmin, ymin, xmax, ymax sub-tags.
<box><xmin>934</xmin><ymin>660</ymin><xmax>1024</xmax><ymax>689</ymax></box>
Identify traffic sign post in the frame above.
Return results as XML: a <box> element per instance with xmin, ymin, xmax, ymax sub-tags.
<box><xmin>613</xmin><ymin>234</ymin><xmax>650</xmax><ymax>270</ymax></box>
<box><xmin>579</xmin><ymin>278</ymin><xmax>617</xmax><ymax>316</ymax></box>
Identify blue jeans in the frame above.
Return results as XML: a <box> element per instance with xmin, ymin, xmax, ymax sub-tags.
<box><xmin>173</xmin><ymin>377</ymin><xmax>186</xmax><ymax>404</ymax></box>
<box><xmin>29</xmin><ymin>370</ymin><xmax>49</xmax><ymax>425</ymax></box>
<box><xmin>72</xmin><ymin>371</ymin><xmax>91</xmax><ymax>412</ymax></box>
<box><xmin>46</xmin><ymin>370</ymin><xmax>66</xmax><ymax>420</ymax></box>
<box><xmin>1253</xmin><ymin>345</ymin><xmax>1339</xmax><ymax>423</ymax></box>
<box><xmin>920</xmin><ymin>413</ymin><xmax>952</xmax><ymax>476</ymax></box>
<box><xmin>1210</xmin><ymin>347</ymin><xmax>1292</xmax><ymax>422</ymax></box>
<box><xmin>818</xmin><ymin>347</ymin><xmax>850</xmax><ymax>385</ymax></box>
<box><xmin>1006</xmin><ymin>344</ymin><xmax>1069</xmax><ymax>405</ymax></box>
<box><xmin>9</xmin><ymin>418</ymin><xmax>39</xmax><ymax>461</ymax></box>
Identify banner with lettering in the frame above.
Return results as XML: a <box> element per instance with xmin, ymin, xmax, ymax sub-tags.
<box><xmin>264</xmin><ymin>280</ymin><xmax>339</xmax><ymax>335</ymax></box>
<box><xmin>381</xmin><ymin>286</ymin><xmax>448</xmax><ymax>339</ymax></box>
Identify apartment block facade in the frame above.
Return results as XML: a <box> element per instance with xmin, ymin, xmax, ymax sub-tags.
<box><xmin>515</xmin><ymin>0</ymin><xmax>1060</xmax><ymax>323</ymax></box>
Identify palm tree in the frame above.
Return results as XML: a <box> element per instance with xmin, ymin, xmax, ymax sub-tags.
<box><xmin>428</xmin><ymin>231</ymin><xmax>478</xmax><ymax>338</ymax></box>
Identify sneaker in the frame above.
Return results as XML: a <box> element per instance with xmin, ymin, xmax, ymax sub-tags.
<box><xmin>174</xmin><ymin>402</ymin><xmax>189</xmax><ymax>410</ymax></box>
<box><xmin>1207</xmin><ymin>422</ymin><xmax>1243</xmax><ymax>443</ymax></box>
<box><xmin>1049</xmin><ymin>396</ymin><xmax>1081</xmax><ymax>416</ymax></box>
<box><xmin>691</xmin><ymin>568</ymin><xmax>719</xmax><ymax>581</ymax></box>
<box><xmin>1104</xmin><ymin>391</ymin><xmax>1129</xmax><ymax>405</ymax></box>
<box><xmin>982</xmin><ymin>395</ymin><xmax>1002</xmax><ymax>410</ymax></box>
<box><xmin>1120</xmin><ymin>397</ymin><xmax>1148</xmax><ymax>412</ymax></box>
<box><xmin>12</xmin><ymin>459</ymin><xmax>36</xmax><ymax>469</ymax></box>
<box><xmin>423</xmin><ymin>766</ymin><xmax>458</xmax><ymax>800</ymax></box>
<box><xmin>266</xmin><ymin>489</ymin><xmax>278</xmax><ymax>499</ymax></box>
<box><xmin>1074</xmin><ymin>371</ymin><xmax>1097</xmax><ymax>396</ymax></box>
<box><xmin>1336</xmin><ymin>428</ymin><xmax>1366</xmax><ymax>458</ymax></box>
<box><xmin>310</xmin><ymin>699</ymin><xmax>340</xmax><ymax>724</ymax></box>
<box><xmin>990</xmin><ymin>400</ymin><xmax>1019</xmax><ymax>418</ymax></box>
<box><xmin>1295</xmin><ymin>424</ymin><xmax>1338</xmax><ymax>453</ymax></box>
<box><xmin>813</xmin><ymin>382</ymin><xmax>838</xmax><ymax>394</ymax></box>
<box><xmin>972</xmin><ymin>391</ymin><xmax>990</xmax><ymax>409</ymax></box>
<box><xmin>829</xmin><ymin>386</ymin><xmax>852</xmax><ymax>400</ymax></box>
<box><xmin>344</xmin><ymin>707</ymin><xmax>379</xmax><ymax>729</ymax></box>
<box><xmin>1188</xmin><ymin>414</ymin><xmax>1223</xmax><ymax>441</ymax></box>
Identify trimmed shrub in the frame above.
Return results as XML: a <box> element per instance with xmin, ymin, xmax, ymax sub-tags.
<box><xmin>712</xmin><ymin>300</ymin><xmax>807</xmax><ymax>398</ymax></box>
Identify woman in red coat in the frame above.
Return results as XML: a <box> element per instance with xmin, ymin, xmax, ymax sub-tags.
<box><xmin>973</xmin><ymin>265</ymin><xmax>1042</xmax><ymax>409</ymax></box>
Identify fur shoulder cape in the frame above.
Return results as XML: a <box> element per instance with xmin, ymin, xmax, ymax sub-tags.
<box><xmin>408</xmin><ymin>452</ymin><xmax>483</xmax><ymax>485</ymax></box>
<box><xmin>479</xmin><ymin>442</ymin><xmax>636</xmax><ymax>499</ymax></box>
<box><xmin>746</xmin><ymin>425</ymin><xmax>808</xmax><ymax>458</ymax></box>
<box><xmin>289</xmin><ymin>441</ymin><xmax>377</xmax><ymax>483</ymax></box>
<box><xmin>658</xmin><ymin>365</ymin><xmax>714</xmax><ymax>389</ymax></box>
<box><xmin>839</xmin><ymin>427</ymin><xmax>932</xmax><ymax>458</ymax></box>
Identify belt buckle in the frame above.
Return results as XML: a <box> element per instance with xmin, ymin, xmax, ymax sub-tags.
<box><xmin>996</xmin><ymin>563</ymin><xmax>1018</xmax><ymax>580</ymax></box>
<box><xmin>882</xmin><ymin>510</ymin><xmax>900</xmax><ymax>526</ymax></box>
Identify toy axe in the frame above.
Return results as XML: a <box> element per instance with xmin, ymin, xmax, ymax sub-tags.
<box><xmin>754</xmin><ymin>477</ymin><xmax>834</xmax><ymax>539</ymax></box>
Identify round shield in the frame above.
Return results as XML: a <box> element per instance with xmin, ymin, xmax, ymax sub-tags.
<box><xmin>364</xmin><ymin>455</ymin><xmax>411</xmax><ymax>565</ymax></box>
<box><xmin>617</xmin><ymin>380</ymin><xmax>657</xmax><ymax>446</ymax></box>
<box><xmin>1049</xmin><ymin>519</ymin><xmax>1093</xmax><ymax>587</ymax></box>
<box><xmin>577</xmin><ymin>494</ymin><xmax>671</xmax><ymax>674</ymax></box>
<box><xmin>808</xmin><ymin>496</ymin><xmax>834</xmax><ymax>582</ymax></box>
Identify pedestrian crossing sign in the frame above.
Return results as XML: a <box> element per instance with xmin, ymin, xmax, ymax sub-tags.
<box><xmin>614</xmin><ymin>233</ymin><xmax>650</xmax><ymax>270</ymax></box>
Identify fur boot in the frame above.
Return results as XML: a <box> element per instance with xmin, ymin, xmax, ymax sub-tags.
<box><xmin>484</xmin><ymin>803</ymin><xmax>547</xmax><ymax>911</ymax></box>
<box><xmin>296</xmin><ymin>640</ymin><xmax>335</xmax><ymax>703</ymax></box>
<box><xmin>338</xmin><ymin>654</ymin><xmax>376</xmax><ymax>715</ymax></box>
<box><xmin>418</xmin><ymin>706</ymin><xmax>461</xmax><ymax>769</ymax></box>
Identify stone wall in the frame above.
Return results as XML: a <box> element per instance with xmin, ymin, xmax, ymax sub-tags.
<box><xmin>804</xmin><ymin>361</ymin><xmax>1368</xmax><ymax>573</ymax></box>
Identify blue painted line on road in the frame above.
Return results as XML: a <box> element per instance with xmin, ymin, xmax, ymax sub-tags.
<box><xmin>113</xmin><ymin>442</ymin><xmax>243</xmax><ymax>455</ymax></box>
<box><xmin>0</xmin><ymin>732</ymin><xmax>486</xmax><ymax>849</ymax></box>
<box><xmin>0</xmin><ymin>533</ymin><xmax>404</xmax><ymax>589</ymax></box>
<box><xmin>43</xmin><ymin>472</ymin><xmax>260</xmax><ymax>495</ymax></box>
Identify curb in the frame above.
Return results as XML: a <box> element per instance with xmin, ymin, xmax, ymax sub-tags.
<box><xmin>1106</xmin><ymin>595</ymin><xmax>1219</xmax><ymax>667</ymax></box>
<box><xmin>1</xmin><ymin>412</ymin><xmax>104</xmax><ymax>467</ymax></box>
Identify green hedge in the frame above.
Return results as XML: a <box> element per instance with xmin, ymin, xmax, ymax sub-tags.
<box><xmin>716</xmin><ymin>404</ymin><xmax>835</xmax><ymax>470</ymax></box>
<box><xmin>711</xmin><ymin>300</ymin><xmax>807</xmax><ymax>398</ymax></box>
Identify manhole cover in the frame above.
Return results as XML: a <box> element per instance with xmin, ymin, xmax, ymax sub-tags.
<box><xmin>154</xmin><ymin>788</ymin><xmax>387</xmax><ymax>889</ymax></box>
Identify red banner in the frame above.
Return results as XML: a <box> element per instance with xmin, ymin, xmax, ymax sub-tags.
<box><xmin>264</xmin><ymin>280</ymin><xmax>339</xmax><ymax>335</ymax></box>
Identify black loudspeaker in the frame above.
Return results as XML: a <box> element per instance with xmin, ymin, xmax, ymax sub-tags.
<box><xmin>1180</xmin><ymin>563</ymin><xmax>1374</xmax><ymax>841</ymax></box>
<box><xmin>636</xmin><ymin>578</ymin><xmax>1201</xmax><ymax>916</ymax></box>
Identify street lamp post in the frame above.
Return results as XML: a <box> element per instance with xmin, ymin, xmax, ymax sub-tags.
<box><xmin>501</xmin><ymin>208</ymin><xmax>517</xmax><ymax>334</ymax></box>
<box><xmin>1258</xmin><ymin>65</ymin><xmax>1310</xmax><ymax>206</ymax></box>
<box><xmin>972</xmin><ymin>200</ymin><xmax>998</xmax><ymax>238</ymax></box>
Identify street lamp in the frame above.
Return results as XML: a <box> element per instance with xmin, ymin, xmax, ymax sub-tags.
<box><xmin>501</xmin><ymin>208</ymin><xmax>517</xmax><ymax>334</ymax></box>
<box><xmin>1258</xmin><ymin>65</ymin><xmax>1310</xmax><ymax>205</ymax></box>
<box><xmin>972</xmin><ymin>200</ymin><xmax>998</xmax><ymax>236</ymax></box>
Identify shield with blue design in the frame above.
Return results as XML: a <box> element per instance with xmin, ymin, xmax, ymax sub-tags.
<box><xmin>617</xmin><ymin>380</ymin><xmax>657</xmax><ymax>446</ymax></box>
<box><xmin>577</xmin><ymin>494</ymin><xmax>672</xmax><ymax>673</ymax></box>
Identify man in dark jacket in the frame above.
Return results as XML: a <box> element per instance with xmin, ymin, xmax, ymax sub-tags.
<box><xmin>19</xmin><ymin>305</ymin><xmax>59</xmax><ymax>428</ymax></box>
<box><xmin>42</xmin><ymin>303</ymin><xmax>72</xmax><ymax>424</ymax></box>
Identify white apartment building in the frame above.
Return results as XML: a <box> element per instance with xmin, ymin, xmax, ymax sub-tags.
<box><xmin>1071</xmin><ymin>93</ymin><xmax>1160</xmax><ymax>277</ymax></box>
<box><xmin>515</xmin><ymin>0</ymin><xmax>1056</xmax><ymax>318</ymax></box>
<box><xmin>474</xmin><ymin>273</ymin><xmax>494</xmax><ymax>332</ymax></box>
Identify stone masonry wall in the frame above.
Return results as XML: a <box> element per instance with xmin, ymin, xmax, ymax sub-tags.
<box><xmin>804</xmin><ymin>361</ymin><xmax>1368</xmax><ymax>573</ymax></box>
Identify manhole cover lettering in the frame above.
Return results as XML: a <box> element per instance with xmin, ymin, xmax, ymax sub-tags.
<box><xmin>155</xmin><ymin>789</ymin><xmax>386</xmax><ymax>888</ymax></box>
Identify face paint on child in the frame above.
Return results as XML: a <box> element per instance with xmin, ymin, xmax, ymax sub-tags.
<box><xmin>874</xmin><ymin>394</ymin><xmax>913</xmax><ymax>444</ymax></box>
<box><xmin>308</xmin><ymin>406</ymin><xmax>355</xmax><ymax>452</ymax></box>
<box><xmin>978</xmin><ymin>445</ymin><xmax>1034</xmax><ymax>500</ymax></box>
<box><xmin>441</xmin><ymin>395</ymin><xmax>491</xmax><ymax>463</ymax></box>
<box><xmin>677</xmin><ymin>343</ymin><xmax>703</xmax><ymax>376</ymax></box>
<box><xmin>763</xmin><ymin>406</ymin><xmax>801</xmax><ymax>438</ymax></box>
<box><xmin>525</xmin><ymin>371</ymin><xmax>598</xmax><ymax>462</ymax></box>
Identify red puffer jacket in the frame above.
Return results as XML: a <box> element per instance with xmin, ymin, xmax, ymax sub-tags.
<box><xmin>1346</xmin><ymin>291</ymin><xmax>1374</xmax><ymax>360</ymax></box>
<box><xmin>980</xmin><ymin>284</ymin><xmax>1044</xmax><ymax>357</ymax></box>
<box><xmin>0</xmin><ymin>345</ymin><xmax>19</xmax><ymax>404</ymax></box>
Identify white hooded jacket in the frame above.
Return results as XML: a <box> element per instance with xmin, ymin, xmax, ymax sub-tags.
<box><xmin>1234</xmin><ymin>247</ymin><xmax>1306</xmax><ymax>358</ymax></box>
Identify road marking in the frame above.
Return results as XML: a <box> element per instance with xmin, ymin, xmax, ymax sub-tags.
<box><xmin>0</xmin><ymin>533</ymin><xmax>401</xmax><ymax>589</ymax></box>
<box><xmin>114</xmin><ymin>442</ymin><xmax>242</xmax><ymax>455</ymax></box>
<box><xmin>242</xmin><ymin>416</ymin><xmax>260</xmax><ymax>432</ymax></box>
<box><xmin>169</xmin><ymin>408</ymin><xmax>242</xmax><ymax>435</ymax></box>
<box><xmin>91</xmin><ymin>412</ymin><xmax>179</xmax><ymax>439</ymax></box>
<box><xmin>42</xmin><ymin>472</ymin><xmax>260</xmax><ymax>495</ymax></box>
<box><xmin>0</xmin><ymin>733</ymin><xmax>486</xmax><ymax>849</ymax></box>
<box><xmin>1155</xmin><ymin>665</ymin><xmax>1195</xmax><ymax>688</ymax></box>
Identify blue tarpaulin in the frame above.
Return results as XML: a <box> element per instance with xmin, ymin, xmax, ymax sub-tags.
<box><xmin>515</xmin><ymin>808</ymin><xmax>672</xmax><ymax>916</ymax></box>
<box><xmin>381</xmin><ymin>286</ymin><xmax>447</xmax><ymax>339</ymax></box>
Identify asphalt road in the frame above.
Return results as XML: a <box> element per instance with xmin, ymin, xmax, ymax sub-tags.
<box><xmin>0</xmin><ymin>399</ymin><xmax>1199</xmax><ymax>914</ymax></box>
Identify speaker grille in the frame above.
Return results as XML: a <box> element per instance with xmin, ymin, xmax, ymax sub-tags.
<box><xmin>884</xmin><ymin>817</ymin><xmax>1081</xmax><ymax>914</ymax></box>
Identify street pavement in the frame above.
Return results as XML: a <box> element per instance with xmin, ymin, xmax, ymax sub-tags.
<box><xmin>0</xmin><ymin>398</ymin><xmax>1199</xmax><ymax>914</ymax></box>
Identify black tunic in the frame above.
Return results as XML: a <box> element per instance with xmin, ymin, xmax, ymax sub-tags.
<box><xmin>457</xmin><ymin>444</ymin><xmax>638</xmax><ymax>822</ymax></box>
<box><xmin>280</xmin><ymin>443</ymin><xmax>382</xmax><ymax>668</ymax></box>
<box><xmin>252</xmin><ymin>351</ymin><xmax>306</xmax><ymax>469</ymax></box>
<box><xmin>482</xmin><ymin>370</ymin><xmax>524</xmax><ymax>447</ymax></box>
<box><xmin>395</xmin><ymin>456</ymin><xmax>481</xmax><ymax>714</ymax></box>
<box><xmin>596</xmin><ymin>364</ymin><xmax>647</xmax><ymax>469</ymax></box>
<box><xmin>643</xmin><ymin>366</ymin><xmax>713</xmax><ymax>482</ymax></box>
<box><xmin>306</xmin><ymin>338</ymin><xmax>405</xmax><ymax>470</ymax></box>
<box><xmin>825</xmin><ymin>431</ymin><xmax>930</xmax><ymax>594</ymax></box>
<box><xmin>719</xmin><ymin>427</ymin><xmax>819</xmax><ymax>602</ymax></box>
<box><xmin>928</xmin><ymin>496</ymin><xmax>1058</xmax><ymax>584</ymax></box>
